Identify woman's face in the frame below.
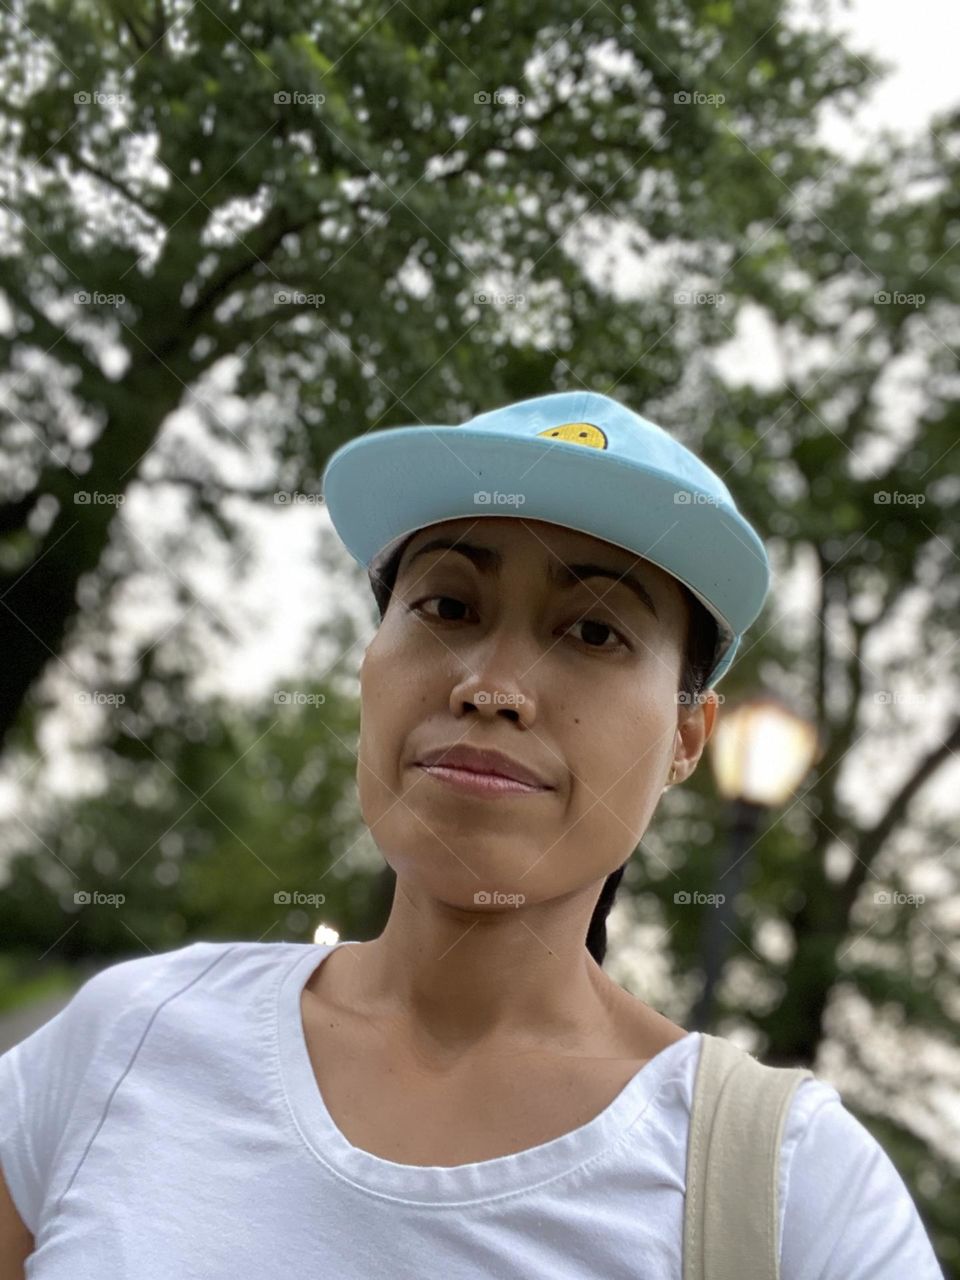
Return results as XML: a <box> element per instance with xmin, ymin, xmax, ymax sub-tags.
<box><xmin>357</xmin><ymin>516</ymin><xmax>713</xmax><ymax>910</ymax></box>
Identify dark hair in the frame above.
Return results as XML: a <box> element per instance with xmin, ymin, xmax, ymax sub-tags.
<box><xmin>367</xmin><ymin>531</ymin><xmax>719</xmax><ymax>967</ymax></box>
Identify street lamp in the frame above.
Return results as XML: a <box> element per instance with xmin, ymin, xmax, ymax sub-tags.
<box><xmin>689</xmin><ymin>692</ymin><xmax>821</xmax><ymax>1032</ymax></box>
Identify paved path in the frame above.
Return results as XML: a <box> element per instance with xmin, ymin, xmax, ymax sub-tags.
<box><xmin>0</xmin><ymin>988</ymin><xmax>79</xmax><ymax>1054</ymax></box>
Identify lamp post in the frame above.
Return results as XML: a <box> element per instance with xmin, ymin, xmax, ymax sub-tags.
<box><xmin>689</xmin><ymin>693</ymin><xmax>820</xmax><ymax>1032</ymax></box>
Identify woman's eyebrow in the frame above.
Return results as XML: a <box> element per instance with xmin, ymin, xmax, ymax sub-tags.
<box><xmin>551</xmin><ymin>561</ymin><xmax>659</xmax><ymax>620</ymax></box>
<box><xmin>405</xmin><ymin>537</ymin><xmax>499</xmax><ymax>574</ymax></box>
<box><xmin>402</xmin><ymin>537</ymin><xmax>659</xmax><ymax>620</ymax></box>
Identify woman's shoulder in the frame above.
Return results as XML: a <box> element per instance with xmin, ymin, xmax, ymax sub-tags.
<box><xmin>1</xmin><ymin>939</ymin><xmax>309</xmax><ymax>1087</ymax></box>
<box><xmin>603</xmin><ymin>977</ymin><xmax>691</xmax><ymax>1063</ymax></box>
<box><xmin>0</xmin><ymin>939</ymin><xmax>314</xmax><ymax>1236</ymax></box>
<box><xmin>65</xmin><ymin>937</ymin><xmax>310</xmax><ymax>1006</ymax></box>
<box><xmin>778</xmin><ymin>1078</ymin><xmax>943</xmax><ymax>1277</ymax></box>
<box><xmin>64</xmin><ymin>939</ymin><xmax>238</xmax><ymax>1008</ymax></box>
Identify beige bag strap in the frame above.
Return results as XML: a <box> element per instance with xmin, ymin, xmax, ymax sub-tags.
<box><xmin>683</xmin><ymin>1032</ymin><xmax>815</xmax><ymax>1280</ymax></box>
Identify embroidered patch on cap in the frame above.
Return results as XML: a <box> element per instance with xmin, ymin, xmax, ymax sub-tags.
<box><xmin>536</xmin><ymin>422</ymin><xmax>608</xmax><ymax>449</ymax></box>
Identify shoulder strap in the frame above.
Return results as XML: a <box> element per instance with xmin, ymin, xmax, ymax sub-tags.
<box><xmin>682</xmin><ymin>1032</ymin><xmax>815</xmax><ymax>1280</ymax></box>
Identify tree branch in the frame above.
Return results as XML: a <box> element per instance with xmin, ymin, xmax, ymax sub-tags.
<box><xmin>0</xmin><ymin>491</ymin><xmax>40</xmax><ymax>535</ymax></box>
<box><xmin>179</xmin><ymin>210</ymin><xmax>317</xmax><ymax>335</ymax></box>
<box><xmin>139</xmin><ymin>475</ymin><xmax>282</xmax><ymax>502</ymax></box>
<box><xmin>151</xmin><ymin>0</ymin><xmax>168</xmax><ymax>44</ymax></box>
<box><xmin>814</xmin><ymin>543</ymin><xmax>829</xmax><ymax>734</ymax></box>
<box><xmin>840</xmin><ymin>616</ymin><xmax>867</xmax><ymax>747</ymax></box>
<box><xmin>841</xmin><ymin>716</ymin><xmax>960</xmax><ymax>916</ymax></box>
<box><xmin>59</xmin><ymin>147</ymin><xmax>159</xmax><ymax>222</ymax></box>
<box><xmin>0</xmin><ymin>279</ymin><xmax>114</xmax><ymax>400</ymax></box>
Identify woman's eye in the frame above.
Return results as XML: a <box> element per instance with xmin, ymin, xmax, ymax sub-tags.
<box><xmin>564</xmin><ymin>617</ymin><xmax>631</xmax><ymax>652</ymax></box>
<box><xmin>411</xmin><ymin>595</ymin><xmax>472</xmax><ymax>623</ymax></box>
<box><xmin>410</xmin><ymin>598</ymin><xmax>630</xmax><ymax>652</ymax></box>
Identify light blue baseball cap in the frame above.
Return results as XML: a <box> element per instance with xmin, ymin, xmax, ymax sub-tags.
<box><xmin>321</xmin><ymin>389</ymin><xmax>770</xmax><ymax>686</ymax></box>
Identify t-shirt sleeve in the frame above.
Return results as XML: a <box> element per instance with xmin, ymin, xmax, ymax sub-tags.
<box><xmin>0</xmin><ymin>949</ymin><xmax>188</xmax><ymax>1235</ymax></box>
<box><xmin>779</xmin><ymin>1083</ymin><xmax>945</xmax><ymax>1280</ymax></box>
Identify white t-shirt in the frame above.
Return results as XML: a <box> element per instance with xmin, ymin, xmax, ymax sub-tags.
<box><xmin>0</xmin><ymin>939</ymin><xmax>944</xmax><ymax>1279</ymax></box>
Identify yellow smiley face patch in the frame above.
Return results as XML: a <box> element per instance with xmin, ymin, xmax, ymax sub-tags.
<box><xmin>536</xmin><ymin>421</ymin><xmax>608</xmax><ymax>450</ymax></box>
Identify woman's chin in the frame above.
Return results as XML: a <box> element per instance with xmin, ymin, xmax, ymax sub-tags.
<box><xmin>384</xmin><ymin>843</ymin><xmax>547</xmax><ymax>900</ymax></box>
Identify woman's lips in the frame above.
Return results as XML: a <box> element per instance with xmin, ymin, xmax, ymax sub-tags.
<box><xmin>414</xmin><ymin>763</ymin><xmax>549</xmax><ymax>797</ymax></box>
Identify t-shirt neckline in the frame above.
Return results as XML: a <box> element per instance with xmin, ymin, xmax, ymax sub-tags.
<box><xmin>277</xmin><ymin>940</ymin><xmax>700</xmax><ymax>1204</ymax></box>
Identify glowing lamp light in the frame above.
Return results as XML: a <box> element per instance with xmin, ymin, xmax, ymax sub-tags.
<box><xmin>709</xmin><ymin>694</ymin><xmax>821</xmax><ymax>808</ymax></box>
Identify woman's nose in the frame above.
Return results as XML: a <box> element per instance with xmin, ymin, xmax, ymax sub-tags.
<box><xmin>449</xmin><ymin>653</ymin><xmax>537</xmax><ymax>726</ymax></box>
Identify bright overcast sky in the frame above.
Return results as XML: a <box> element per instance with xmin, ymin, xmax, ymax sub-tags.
<box><xmin>818</xmin><ymin>0</ymin><xmax>958</xmax><ymax>152</ymax></box>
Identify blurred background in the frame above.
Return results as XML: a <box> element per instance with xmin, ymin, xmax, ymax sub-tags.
<box><xmin>0</xmin><ymin>0</ymin><xmax>957</xmax><ymax>1268</ymax></box>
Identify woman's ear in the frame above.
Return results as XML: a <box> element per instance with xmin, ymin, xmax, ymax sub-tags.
<box><xmin>670</xmin><ymin>689</ymin><xmax>720</xmax><ymax>785</ymax></box>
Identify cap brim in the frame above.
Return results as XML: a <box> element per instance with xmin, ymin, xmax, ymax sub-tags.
<box><xmin>322</xmin><ymin>426</ymin><xmax>769</xmax><ymax>685</ymax></box>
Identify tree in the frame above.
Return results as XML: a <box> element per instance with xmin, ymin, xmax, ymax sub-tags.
<box><xmin>0</xmin><ymin>660</ymin><xmax>387</xmax><ymax>958</ymax></box>
<box><xmin>0</xmin><ymin>0</ymin><xmax>871</xmax><ymax>752</ymax></box>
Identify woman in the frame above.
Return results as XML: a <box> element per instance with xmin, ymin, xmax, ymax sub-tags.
<box><xmin>0</xmin><ymin>391</ymin><xmax>943</xmax><ymax>1277</ymax></box>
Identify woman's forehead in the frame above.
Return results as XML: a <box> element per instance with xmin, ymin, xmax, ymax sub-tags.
<box><xmin>400</xmin><ymin>516</ymin><xmax>683</xmax><ymax>598</ymax></box>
